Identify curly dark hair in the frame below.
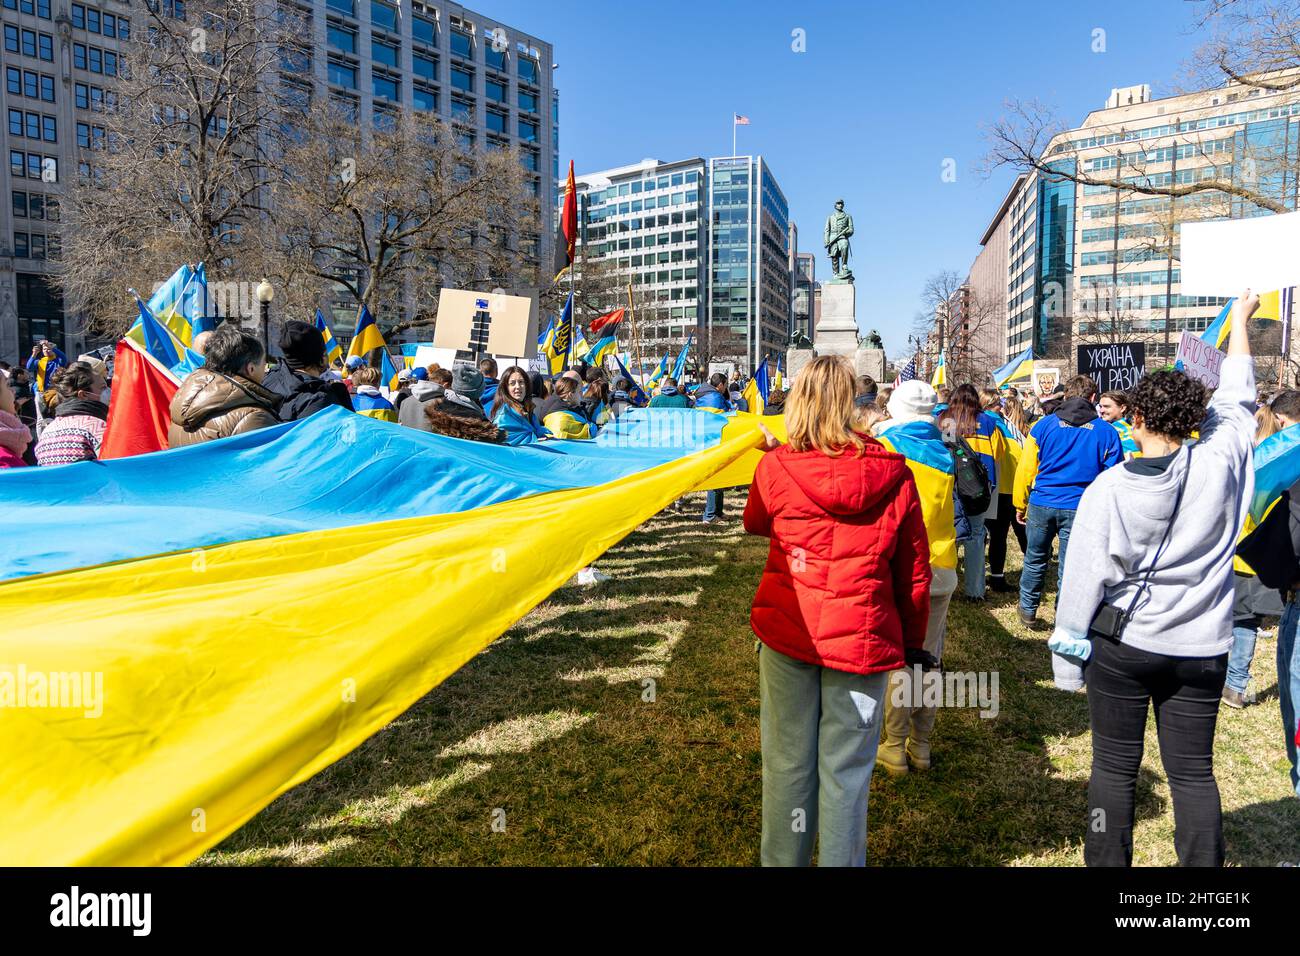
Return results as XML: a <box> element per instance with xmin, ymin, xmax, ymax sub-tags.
<box><xmin>1129</xmin><ymin>369</ymin><xmax>1208</xmax><ymax>440</ymax></box>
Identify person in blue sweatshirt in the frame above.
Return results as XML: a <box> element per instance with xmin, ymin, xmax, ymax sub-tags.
<box><xmin>1013</xmin><ymin>373</ymin><xmax>1123</xmax><ymax>625</ymax></box>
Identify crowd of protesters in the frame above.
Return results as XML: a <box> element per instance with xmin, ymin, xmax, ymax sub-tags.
<box><xmin>5</xmin><ymin>296</ymin><xmax>1298</xmax><ymax>871</ymax></box>
<box><xmin>741</xmin><ymin>291</ymin><xmax>1300</xmax><ymax>869</ymax></box>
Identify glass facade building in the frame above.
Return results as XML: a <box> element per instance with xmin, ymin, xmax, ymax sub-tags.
<box><xmin>566</xmin><ymin>153</ymin><xmax>791</xmax><ymax>373</ymax></box>
<box><xmin>997</xmin><ymin>79</ymin><xmax>1300</xmax><ymax>364</ymax></box>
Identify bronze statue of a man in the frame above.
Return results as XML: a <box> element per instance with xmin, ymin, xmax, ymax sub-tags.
<box><xmin>824</xmin><ymin>199</ymin><xmax>854</xmax><ymax>282</ymax></box>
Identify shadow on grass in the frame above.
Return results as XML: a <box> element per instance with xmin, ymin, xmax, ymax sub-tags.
<box><xmin>202</xmin><ymin>498</ymin><xmax>767</xmax><ymax>866</ymax></box>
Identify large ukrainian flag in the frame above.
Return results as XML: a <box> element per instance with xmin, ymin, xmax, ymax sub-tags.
<box><xmin>0</xmin><ymin>407</ymin><xmax>785</xmax><ymax>864</ymax></box>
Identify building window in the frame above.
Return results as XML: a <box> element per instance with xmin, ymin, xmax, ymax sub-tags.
<box><xmin>41</xmin><ymin>115</ymin><xmax>55</xmax><ymax>142</ymax></box>
<box><xmin>3</xmin><ymin>25</ymin><xmax>17</xmax><ymax>53</ymax></box>
<box><xmin>328</xmin><ymin>60</ymin><xmax>357</xmax><ymax>89</ymax></box>
<box><xmin>9</xmin><ymin>150</ymin><xmax>23</xmax><ymax>177</ymax></box>
<box><xmin>450</xmin><ymin>30</ymin><xmax>471</xmax><ymax>59</ymax></box>
<box><xmin>372</xmin><ymin>73</ymin><xmax>398</xmax><ymax>102</ymax></box>
<box><xmin>519</xmin><ymin>90</ymin><xmax>538</xmax><ymax>113</ymax></box>
<box><xmin>412</xmin><ymin>15</ymin><xmax>436</xmax><ymax>47</ymax></box>
<box><xmin>450</xmin><ymin>66</ymin><xmax>472</xmax><ymax>92</ymax></box>
<box><xmin>485</xmin><ymin>78</ymin><xmax>505</xmax><ymax>102</ymax></box>
<box><xmin>38</xmin><ymin>32</ymin><xmax>52</xmax><ymax>61</ymax></box>
<box><xmin>325</xmin><ymin>0</ymin><xmax>354</xmax><ymax>17</ymax></box>
<box><xmin>485</xmin><ymin>43</ymin><xmax>505</xmax><ymax>73</ymax></box>
<box><xmin>486</xmin><ymin>109</ymin><xmax>506</xmax><ymax>134</ymax></box>
<box><xmin>13</xmin><ymin>233</ymin><xmax>29</xmax><ymax>258</ymax></box>
<box><xmin>372</xmin><ymin>37</ymin><xmax>398</xmax><ymax>68</ymax></box>
<box><xmin>12</xmin><ymin>191</ymin><xmax>27</xmax><ymax>218</ymax></box>
<box><xmin>327</xmin><ymin>24</ymin><xmax>355</xmax><ymax>54</ymax></box>
<box><xmin>413</xmin><ymin>53</ymin><xmax>435</xmax><ymax>80</ymax></box>
<box><xmin>412</xmin><ymin>85</ymin><xmax>436</xmax><ymax>112</ymax></box>
<box><xmin>40</xmin><ymin>74</ymin><xmax>53</xmax><ymax>102</ymax></box>
<box><xmin>518</xmin><ymin>57</ymin><xmax>538</xmax><ymax>85</ymax></box>
<box><xmin>74</xmin><ymin>43</ymin><xmax>87</xmax><ymax>69</ymax></box>
<box><xmin>450</xmin><ymin>98</ymin><xmax>472</xmax><ymax>123</ymax></box>
<box><xmin>519</xmin><ymin>118</ymin><xmax>538</xmax><ymax>142</ymax></box>
<box><xmin>370</xmin><ymin>0</ymin><xmax>397</xmax><ymax>32</ymax></box>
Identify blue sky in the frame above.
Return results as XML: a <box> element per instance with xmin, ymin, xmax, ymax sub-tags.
<box><xmin>487</xmin><ymin>0</ymin><xmax>1207</xmax><ymax>352</ymax></box>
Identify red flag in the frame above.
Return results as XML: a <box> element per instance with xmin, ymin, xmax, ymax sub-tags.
<box><xmin>561</xmin><ymin>159</ymin><xmax>577</xmax><ymax>264</ymax></box>
<box><xmin>588</xmin><ymin>307</ymin><xmax>624</xmax><ymax>336</ymax></box>
<box><xmin>100</xmin><ymin>339</ymin><xmax>179</xmax><ymax>459</ymax></box>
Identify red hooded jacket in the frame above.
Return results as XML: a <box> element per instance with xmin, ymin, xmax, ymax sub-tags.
<box><xmin>743</xmin><ymin>440</ymin><xmax>932</xmax><ymax>675</ymax></box>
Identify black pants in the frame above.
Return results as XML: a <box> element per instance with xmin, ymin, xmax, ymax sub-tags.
<box><xmin>986</xmin><ymin>493</ymin><xmax>1026</xmax><ymax>577</ymax></box>
<box><xmin>1085</xmin><ymin>635</ymin><xmax>1229</xmax><ymax>867</ymax></box>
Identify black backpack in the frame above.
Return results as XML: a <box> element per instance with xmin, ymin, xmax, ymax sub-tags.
<box><xmin>944</xmin><ymin>435</ymin><xmax>993</xmax><ymax>517</ymax></box>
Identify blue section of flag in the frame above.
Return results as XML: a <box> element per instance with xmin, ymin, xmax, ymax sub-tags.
<box><xmin>671</xmin><ymin>336</ymin><xmax>693</xmax><ymax>381</ymax></box>
<box><xmin>614</xmin><ymin>354</ymin><xmax>649</xmax><ymax>406</ymax></box>
<box><xmin>1250</xmin><ymin>423</ymin><xmax>1300</xmax><ymax>524</ymax></box>
<box><xmin>0</xmin><ymin>406</ymin><xmax>728</xmax><ymax>580</ymax></box>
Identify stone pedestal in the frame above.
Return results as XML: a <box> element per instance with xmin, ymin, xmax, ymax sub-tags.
<box><xmin>854</xmin><ymin>348</ymin><xmax>886</xmax><ymax>383</ymax></box>
<box><xmin>814</xmin><ymin>283</ymin><xmax>858</xmax><ymax>357</ymax></box>
<box><xmin>785</xmin><ymin>347</ymin><xmax>815</xmax><ymax>383</ymax></box>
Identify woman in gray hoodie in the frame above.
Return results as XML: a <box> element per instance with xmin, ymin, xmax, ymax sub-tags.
<box><xmin>1051</xmin><ymin>292</ymin><xmax>1259</xmax><ymax>867</ymax></box>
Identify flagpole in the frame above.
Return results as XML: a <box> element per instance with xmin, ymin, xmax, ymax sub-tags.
<box><xmin>732</xmin><ymin>114</ymin><xmax>736</xmax><ymax>158</ymax></box>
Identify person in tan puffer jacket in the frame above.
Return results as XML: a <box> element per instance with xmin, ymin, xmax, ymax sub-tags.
<box><xmin>168</xmin><ymin>324</ymin><xmax>281</xmax><ymax>448</ymax></box>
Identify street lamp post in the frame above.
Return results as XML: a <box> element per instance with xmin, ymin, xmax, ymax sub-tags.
<box><xmin>256</xmin><ymin>279</ymin><xmax>274</xmax><ymax>353</ymax></box>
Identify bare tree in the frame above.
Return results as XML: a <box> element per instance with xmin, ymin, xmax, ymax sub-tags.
<box><xmin>60</xmin><ymin>0</ymin><xmax>301</xmax><ymax>337</ymax></box>
<box><xmin>913</xmin><ymin>270</ymin><xmax>1005</xmax><ymax>385</ymax></box>
<box><xmin>272</xmin><ymin>102</ymin><xmax>536</xmax><ymax>335</ymax></box>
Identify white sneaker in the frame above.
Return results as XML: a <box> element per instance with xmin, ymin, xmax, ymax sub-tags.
<box><xmin>576</xmin><ymin>567</ymin><xmax>610</xmax><ymax>586</ymax></box>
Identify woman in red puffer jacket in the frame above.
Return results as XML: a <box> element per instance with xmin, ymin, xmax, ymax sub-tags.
<box><xmin>744</xmin><ymin>354</ymin><xmax>931</xmax><ymax>867</ymax></box>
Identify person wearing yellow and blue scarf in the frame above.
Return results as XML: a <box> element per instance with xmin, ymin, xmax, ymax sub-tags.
<box><xmin>875</xmin><ymin>379</ymin><xmax>961</xmax><ymax>776</ymax></box>
<box><xmin>489</xmin><ymin>365</ymin><xmax>548</xmax><ymax>445</ymax></box>
<box><xmin>981</xmin><ymin>386</ymin><xmax>1026</xmax><ymax>594</ymax></box>
<box><xmin>937</xmin><ymin>384</ymin><xmax>1006</xmax><ymax>600</ymax></box>
<box><xmin>1099</xmin><ymin>390</ymin><xmax>1140</xmax><ymax>459</ymax></box>
<box><xmin>350</xmin><ymin>366</ymin><xmax>398</xmax><ymax>422</ymax></box>
<box><xmin>535</xmin><ymin>375</ymin><xmax>597</xmax><ymax>440</ymax></box>
<box><xmin>25</xmin><ymin>340</ymin><xmax>67</xmax><ymax>393</ymax></box>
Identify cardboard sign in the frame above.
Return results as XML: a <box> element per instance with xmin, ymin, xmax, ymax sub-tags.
<box><xmin>1077</xmin><ymin>343</ymin><xmax>1146</xmax><ymax>392</ymax></box>
<box><xmin>433</xmin><ymin>289</ymin><xmax>538</xmax><ymax>357</ymax></box>
<box><xmin>1174</xmin><ymin>331</ymin><xmax>1224</xmax><ymax>388</ymax></box>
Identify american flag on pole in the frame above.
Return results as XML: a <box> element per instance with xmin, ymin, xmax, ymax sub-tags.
<box><xmin>733</xmin><ymin>113</ymin><xmax>750</xmax><ymax>125</ymax></box>
<box><xmin>893</xmin><ymin>356</ymin><xmax>917</xmax><ymax>388</ymax></box>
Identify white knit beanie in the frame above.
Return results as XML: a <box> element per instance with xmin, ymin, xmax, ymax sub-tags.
<box><xmin>887</xmin><ymin>379</ymin><xmax>938</xmax><ymax>424</ymax></box>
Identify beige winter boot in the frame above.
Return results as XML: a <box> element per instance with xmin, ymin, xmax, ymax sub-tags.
<box><xmin>907</xmin><ymin>705</ymin><xmax>938</xmax><ymax>771</ymax></box>
<box><xmin>877</xmin><ymin>676</ymin><xmax>911</xmax><ymax>777</ymax></box>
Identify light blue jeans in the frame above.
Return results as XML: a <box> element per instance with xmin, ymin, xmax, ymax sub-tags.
<box><xmin>759</xmin><ymin>644</ymin><xmax>888</xmax><ymax>866</ymax></box>
<box><xmin>703</xmin><ymin>489</ymin><xmax>724</xmax><ymax>521</ymax></box>
<box><xmin>1279</xmin><ymin>601</ymin><xmax>1300</xmax><ymax>798</ymax></box>
<box><xmin>960</xmin><ymin>513</ymin><xmax>987</xmax><ymax>598</ymax></box>
<box><xmin>1225</xmin><ymin>624</ymin><xmax>1258</xmax><ymax>696</ymax></box>
<box><xmin>1020</xmin><ymin>503</ymin><xmax>1076</xmax><ymax>615</ymax></box>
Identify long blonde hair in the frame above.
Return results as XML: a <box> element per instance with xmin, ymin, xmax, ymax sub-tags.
<box><xmin>785</xmin><ymin>355</ymin><xmax>865</xmax><ymax>456</ymax></box>
<box><xmin>1256</xmin><ymin>405</ymin><xmax>1280</xmax><ymax>445</ymax></box>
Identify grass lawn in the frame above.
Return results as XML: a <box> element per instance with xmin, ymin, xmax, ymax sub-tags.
<box><xmin>201</xmin><ymin>492</ymin><xmax>1300</xmax><ymax>866</ymax></box>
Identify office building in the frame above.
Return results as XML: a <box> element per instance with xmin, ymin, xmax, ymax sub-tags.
<box><xmin>0</xmin><ymin>0</ymin><xmax>556</xmax><ymax>361</ymax></box>
<box><xmin>566</xmin><ymin>153</ymin><xmax>791</xmax><ymax>374</ymax></box>
<box><xmin>792</xmin><ymin>251</ymin><xmax>814</xmax><ymax>340</ymax></box>
<box><xmin>995</xmin><ymin>77</ymin><xmax>1300</xmax><ymax>365</ymax></box>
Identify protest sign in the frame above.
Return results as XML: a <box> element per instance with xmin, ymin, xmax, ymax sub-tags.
<box><xmin>1032</xmin><ymin>364</ymin><xmax>1060</xmax><ymax>398</ymax></box>
<box><xmin>1174</xmin><ymin>330</ymin><xmax>1224</xmax><ymax>388</ymax></box>
<box><xmin>1077</xmin><ymin>342</ymin><xmax>1146</xmax><ymax>392</ymax></box>
<box><xmin>1180</xmin><ymin>211</ymin><xmax>1300</xmax><ymax>295</ymax></box>
<box><xmin>434</xmin><ymin>289</ymin><xmax>537</xmax><ymax>357</ymax></box>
